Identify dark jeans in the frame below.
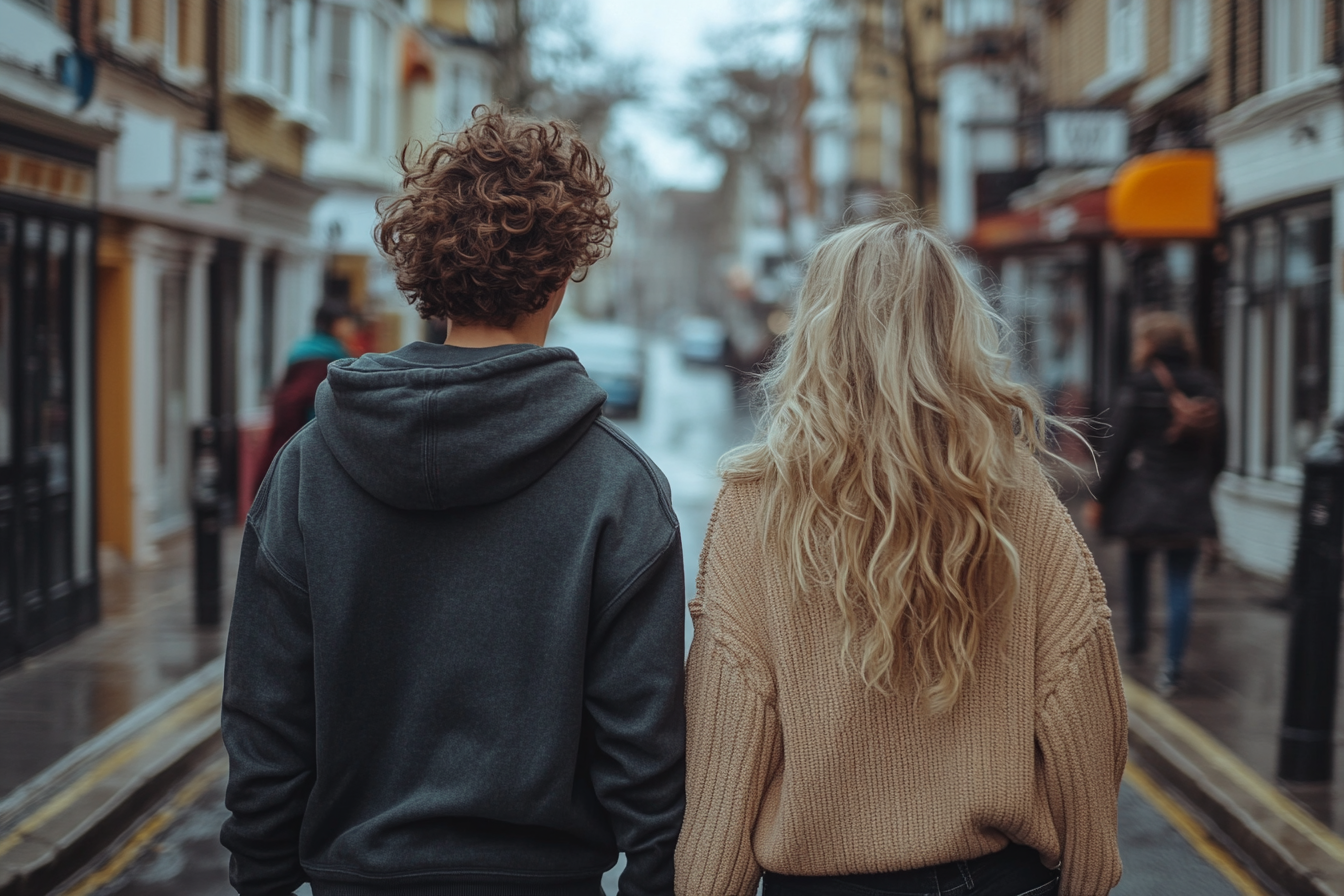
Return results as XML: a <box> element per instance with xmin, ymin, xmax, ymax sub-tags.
<box><xmin>761</xmin><ymin>844</ymin><xmax>1059</xmax><ymax>896</ymax></box>
<box><xmin>1126</xmin><ymin>545</ymin><xmax>1199</xmax><ymax>673</ymax></box>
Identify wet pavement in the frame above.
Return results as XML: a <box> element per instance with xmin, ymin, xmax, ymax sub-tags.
<box><xmin>8</xmin><ymin>339</ymin><xmax>1290</xmax><ymax>894</ymax></box>
<box><xmin>0</xmin><ymin>529</ymin><xmax>241</xmax><ymax>800</ymax></box>
<box><xmin>1071</xmin><ymin>481</ymin><xmax>1344</xmax><ymax>838</ymax></box>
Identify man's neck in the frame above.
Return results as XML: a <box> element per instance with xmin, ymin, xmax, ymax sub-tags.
<box><xmin>445</xmin><ymin>319</ymin><xmax>549</xmax><ymax>349</ymax></box>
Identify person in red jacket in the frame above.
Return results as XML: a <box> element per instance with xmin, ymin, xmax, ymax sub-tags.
<box><xmin>261</xmin><ymin>301</ymin><xmax>353</xmax><ymax>472</ymax></box>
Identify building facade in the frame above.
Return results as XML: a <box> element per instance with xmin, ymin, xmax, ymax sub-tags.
<box><xmin>90</xmin><ymin>0</ymin><xmax>326</xmax><ymax>565</ymax></box>
<box><xmin>1206</xmin><ymin>0</ymin><xmax>1344</xmax><ymax>576</ymax></box>
<box><xmin>947</xmin><ymin>0</ymin><xmax>1343</xmax><ymax>580</ymax></box>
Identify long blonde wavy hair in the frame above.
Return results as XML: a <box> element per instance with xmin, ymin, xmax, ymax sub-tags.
<box><xmin>721</xmin><ymin>217</ymin><xmax>1062</xmax><ymax>713</ymax></box>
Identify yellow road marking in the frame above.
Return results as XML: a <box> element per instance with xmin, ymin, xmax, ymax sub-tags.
<box><xmin>58</xmin><ymin>757</ymin><xmax>229</xmax><ymax>896</ymax></box>
<box><xmin>0</xmin><ymin>685</ymin><xmax>220</xmax><ymax>859</ymax></box>
<box><xmin>1125</xmin><ymin>675</ymin><xmax>1344</xmax><ymax>866</ymax></box>
<box><xmin>1125</xmin><ymin>763</ymin><xmax>1268</xmax><ymax>896</ymax></box>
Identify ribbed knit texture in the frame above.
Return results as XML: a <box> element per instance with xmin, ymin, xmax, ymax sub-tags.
<box><xmin>676</xmin><ymin>461</ymin><xmax>1126</xmax><ymax>896</ymax></box>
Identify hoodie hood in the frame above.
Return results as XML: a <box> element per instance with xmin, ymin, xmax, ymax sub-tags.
<box><xmin>314</xmin><ymin>341</ymin><xmax>606</xmax><ymax>510</ymax></box>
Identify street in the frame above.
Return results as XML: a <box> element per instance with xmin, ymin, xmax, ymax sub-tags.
<box><xmin>38</xmin><ymin>341</ymin><xmax>1271</xmax><ymax>896</ymax></box>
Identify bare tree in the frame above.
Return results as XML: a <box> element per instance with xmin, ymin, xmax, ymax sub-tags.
<box><xmin>491</xmin><ymin>0</ymin><xmax>642</xmax><ymax>144</ymax></box>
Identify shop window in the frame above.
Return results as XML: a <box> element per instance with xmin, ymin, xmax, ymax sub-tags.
<box><xmin>1170</xmin><ymin>0</ymin><xmax>1208</xmax><ymax>71</ymax></box>
<box><xmin>326</xmin><ymin>5</ymin><xmax>355</xmax><ymax>142</ymax></box>
<box><xmin>1263</xmin><ymin>0</ymin><xmax>1324</xmax><ymax>90</ymax></box>
<box><xmin>1107</xmin><ymin>0</ymin><xmax>1146</xmax><ymax>76</ymax></box>
<box><xmin>1227</xmin><ymin>205</ymin><xmax>1332</xmax><ymax>481</ymax></box>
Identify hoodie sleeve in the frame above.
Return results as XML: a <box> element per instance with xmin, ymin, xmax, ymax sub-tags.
<box><xmin>220</xmin><ymin>469</ymin><xmax>316</xmax><ymax>896</ymax></box>
<box><xmin>585</xmin><ymin>528</ymin><xmax>687</xmax><ymax>896</ymax></box>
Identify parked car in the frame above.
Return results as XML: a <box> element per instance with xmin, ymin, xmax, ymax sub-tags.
<box><xmin>677</xmin><ymin>316</ymin><xmax>728</xmax><ymax>365</ymax></box>
<box><xmin>549</xmin><ymin>320</ymin><xmax>645</xmax><ymax>417</ymax></box>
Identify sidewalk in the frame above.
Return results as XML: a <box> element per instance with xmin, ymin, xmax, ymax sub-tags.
<box><xmin>1073</xmin><ymin>489</ymin><xmax>1344</xmax><ymax>835</ymax></box>
<box><xmin>0</xmin><ymin>529</ymin><xmax>242</xmax><ymax>800</ymax></box>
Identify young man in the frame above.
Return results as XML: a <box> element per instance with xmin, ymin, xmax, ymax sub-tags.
<box><xmin>220</xmin><ymin>108</ymin><xmax>686</xmax><ymax>896</ymax></box>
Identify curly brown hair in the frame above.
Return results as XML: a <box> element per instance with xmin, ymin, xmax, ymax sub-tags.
<box><xmin>375</xmin><ymin>106</ymin><xmax>616</xmax><ymax>328</ymax></box>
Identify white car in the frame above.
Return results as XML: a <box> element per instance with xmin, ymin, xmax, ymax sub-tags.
<box><xmin>677</xmin><ymin>316</ymin><xmax>727</xmax><ymax>365</ymax></box>
<box><xmin>549</xmin><ymin>321</ymin><xmax>646</xmax><ymax>417</ymax></box>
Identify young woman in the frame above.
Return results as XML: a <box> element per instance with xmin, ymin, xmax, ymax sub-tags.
<box><xmin>1087</xmin><ymin>311</ymin><xmax>1224</xmax><ymax>697</ymax></box>
<box><xmin>676</xmin><ymin>218</ymin><xmax>1126</xmax><ymax>896</ymax></box>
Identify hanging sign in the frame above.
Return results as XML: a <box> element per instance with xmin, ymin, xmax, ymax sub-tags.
<box><xmin>1044</xmin><ymin>110</ymin><xmax>1129</xmax><ymax>168</ymax></box>
<box><xmin>178</xmin><ymin>130</ymin><xmax>227</xmax><ymax>204</ymax></box>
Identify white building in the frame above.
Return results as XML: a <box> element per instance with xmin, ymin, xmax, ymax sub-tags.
<box><xmin>1209</xmin><ymin>2</ymin><xmax>1344</xmax><ymax>579</ymax></box>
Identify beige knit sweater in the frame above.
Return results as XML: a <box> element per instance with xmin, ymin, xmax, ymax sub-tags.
<box><xmin>675</xmin><ymin>461</ymin><xmax>1126</xmax><ymax>896</ymax></box>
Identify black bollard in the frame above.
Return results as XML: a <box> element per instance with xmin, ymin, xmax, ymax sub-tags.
<box><xmin>1278</xmin><ymin>417</ymin><xmax>1344</xmax><ymax>782</ymax></box>
<box><xmin>192</xmin><ymin>421</ymin><xmax>223</xmax><ymax>626</ymax></box>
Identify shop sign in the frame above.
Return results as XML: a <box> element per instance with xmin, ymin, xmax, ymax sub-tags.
<box><xmin>1044</xmin><ymin>110</ymin><xmax>1128</xmax><ymax>168</ymax></box>
<box><xmin>0</xmin><ymin>146</ymin><xmax>95</xmax><ymax>207</ymax></box>
<box><xmin>178</xmin><ymin>130</ymin><xmax>227</xmax><ymax>204</ymax></box>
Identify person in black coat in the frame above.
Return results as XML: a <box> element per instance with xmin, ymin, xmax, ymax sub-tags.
<box><xmin>1086</xmin><ymin>311</ymin><xmax>1225</xmax><ymax>696</ymax></box>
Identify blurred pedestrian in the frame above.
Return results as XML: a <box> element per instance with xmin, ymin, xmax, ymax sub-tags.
<box><xmin>220</xmin><ymin>107</ymin><xmax>685</xmax><ymax>896</ymax></box>
<box><xmin>258</xmin><ymin>300</ymin><xmax>353</xmax><ymax>475</ymax></box>
<box><xmin>677</xmin><ymin>217</ymin><xmax>1125</xmax><ymax>896</ymax></box>
<box><xmin>1087</xmin><ymin>311</ymin><xmax>1224</xmax><ymax>697</ymax></box>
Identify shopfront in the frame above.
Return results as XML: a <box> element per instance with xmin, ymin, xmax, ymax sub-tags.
<box><xmin>0</xmin><ymin>132</ymin><xmax>100</xmax><ymax>668</ymax></box>
<box><xmin>969</xmin><ymin>151</ymin><xmax>1220</xmax><ymax>434</ymax></box>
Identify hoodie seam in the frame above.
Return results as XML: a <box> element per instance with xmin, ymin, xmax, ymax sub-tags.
<box><xmin>255</xmin><ymin>531</ymin><xmax>310</xmax><ymax>596</ymax></box>
<box><xmin>422</xmin><ymin>386</ymin><xmax>439</xmax><ymax>506</ymax></box>
<box><xmin>591</xmin><ymin>418</ymin><xmax>677</xmax><ymax>528</ymax></box>
<box><xmin>594</xmin><ymin>523</ymin><xmax>680</xmax><ymax>628</ymax></box>
<box><xmin>327</xmin><ymin>346</ymin><xmax>579</xmax><ymax>382</ymax></box>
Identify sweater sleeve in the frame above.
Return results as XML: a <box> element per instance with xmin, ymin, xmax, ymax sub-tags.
<box><xmin>1033</xmin><ymin>492</ymin><xmax>1127</xmax><ymax>896</ymax></box>
<box><xmin>675</xmin><ymin>610</ymin><xmax>782</xmax><ymax>896</ymax></box>
<box><xmin>1037</xmin><ymin>618</ymin><xmax>1127</xmax><ymax>895</ymax></box>
<box><xmin>675</xmin><ymin>490</ymin><xmax>781</xmax><ymax>896</ymax></box>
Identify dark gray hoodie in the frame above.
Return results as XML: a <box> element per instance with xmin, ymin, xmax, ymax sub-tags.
<box><xmin>220</xmin><ymin>341</ymin><xmax>686</xmax><ymax>896</ymax></box>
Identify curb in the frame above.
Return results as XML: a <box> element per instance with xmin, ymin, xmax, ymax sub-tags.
<box><xmin>1126</xmin><ymin>674</ymin><xmax>1344</xmax><ymax>896</ymax></box>
<box><xmin>0</xmin><ymin>658</ymin><xmax>225</xmax><ymax>896</ymax></box>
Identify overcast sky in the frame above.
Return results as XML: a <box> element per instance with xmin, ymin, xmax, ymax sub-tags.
<box><xmin>585</xmin><ymin>0</ymin><xmax>808</xmax><ymax>191</ymax></box>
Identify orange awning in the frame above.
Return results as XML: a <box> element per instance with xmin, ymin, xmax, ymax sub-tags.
<box><xmin>1107</xmin><ymin>150</ymin><xmax>1217</xmax><ymax>239</ymax></box>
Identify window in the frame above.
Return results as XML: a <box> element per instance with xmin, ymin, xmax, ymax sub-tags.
<box><xmin>327</xmin><ymin>6</ymin><xmax>354</xmax><ymax>141</ymax></box>
<box><xmin>367</xmin><ymin>16</ymin><xmax>391</xmax><ymax>155</ymax></box>
<box><xmin>1227</xmin><ymin>205</ymin><xmax>1333</xmax><ymax>479</ymax></box>
<box><xmin>264</xmin><ymin>0</ymin><xmax>293</xmax><ymax>96</ymax></box>
<box><xmin>944</xmin><ymin>0</ymin><xmax>1013</xmax><ymax>36</ymax></box>
<box><xmin>1264</xmin><ymin>0</ymin><xmax>1324</xmax><ymax>89</ymax></box>
<box><xmin>1107</xmin><ymin>0</ymin><xmax>1145</xmax><ymax>75</ymax></box>
<box><xmin>1170</xmin><ymin>0</ymin><xmax>1208</xmax><ymax>71</ymax></box>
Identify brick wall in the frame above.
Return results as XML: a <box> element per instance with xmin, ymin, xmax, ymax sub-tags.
<box><xmin>132</xmin><ymin>0</ymin><xmax>165</xmax><ymax>44</ymax></box>
<box><xmin>1043</xmin><ymin>0</ymin><xmax>1108</xmax><ymax>104</ymax></box>
<box><xmin>1145</xmin><ymin>0</ymin><xmax>1171</xmax><ymax>80</ymax></box>
<box><xmin>178</xmin><ymin>0</ymin><xmax>206</xmax><ymax>70</ymax></box>
<box><xmin>1230</xmin><ymin>0</ymin><xmax>1261</xmax><ymax>107</ymax></box>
